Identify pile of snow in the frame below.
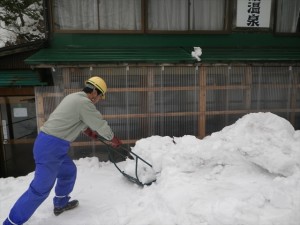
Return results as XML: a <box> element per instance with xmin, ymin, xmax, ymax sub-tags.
<box><xmin>1</xmin><ymin>112</ymin><xmax>300</xmax><ymax>225</ymax></box>
<box><xmin>191</xmin><ymin>47</ymin><xmax>202</xmax><ymax>61</ymax></box>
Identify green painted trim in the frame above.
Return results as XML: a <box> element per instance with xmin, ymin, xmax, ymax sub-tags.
<box><xmin>25</xmin><ymin>33</ymin><xmax>300</xmax><ymax>64</ymax></box>
<box><xmin>50</xmin><ymin>33</ymin><xmax>300</xmax><ymax>48</ymax></box>
<box><xmin>25</xmin><ymin>46</ymin><xmax>300</xmax><ymax>65</ymax></box>
<box><xmin>25</xmin><ymin>47</ymin><xmax>196</xmax><ymax>64</ymax></box>
<box><xmin>0</xmin><ymin>70</ymin><xmax>47</xmax><ymax>86</ymax></box>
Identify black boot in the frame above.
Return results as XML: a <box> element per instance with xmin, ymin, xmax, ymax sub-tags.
<box><xmin>54</xmin><ymin>200</ymin><xmax>79</xmax><ymax>216</ymax></box>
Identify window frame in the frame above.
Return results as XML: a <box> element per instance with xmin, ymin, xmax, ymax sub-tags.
<box><xmin>49</xmin><ymin>0</ymin><xmax>231</xmax><ymax>34</ymax></box>
<box><xmin>145</xmin><ymin>0</ymin><xmax>231</xmax><ymax>34</ymax></box>
<box><xmin>49</xmin><ymin>0</ymin><xmax>146</xmax><ymax>34</ymax></box>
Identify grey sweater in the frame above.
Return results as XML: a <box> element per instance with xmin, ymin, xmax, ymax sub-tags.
<box><xmin>40</xmin><ymin>91</ymin><xmax>114</xmax><ymax>142</ymax></box>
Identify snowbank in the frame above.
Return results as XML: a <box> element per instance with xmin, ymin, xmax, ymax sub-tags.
<box><xmin>1</xmin><ymin>112</ymin><xmax>300</xmax><ymax>225</ymax></box>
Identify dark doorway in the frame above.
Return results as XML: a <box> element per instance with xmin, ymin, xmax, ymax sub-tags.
<box><xmin>0</xmin><ymin>96</ymin><xmax>36</xmax><ymax>177</ymax></box>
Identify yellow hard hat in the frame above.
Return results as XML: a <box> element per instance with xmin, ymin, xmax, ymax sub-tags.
<box><xmin>85</xmin><ymin>76</ymin><xmax>107</xmax><ymax>98</ymax></box>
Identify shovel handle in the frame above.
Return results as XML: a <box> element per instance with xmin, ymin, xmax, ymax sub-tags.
<box><xmin>98</xmin><ymin>136</ymin><xmax>153</xmax><ymax>168</ymax></box>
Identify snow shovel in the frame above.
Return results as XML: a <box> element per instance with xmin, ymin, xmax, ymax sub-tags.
<box><xmin>97</xmin><ymin>136</ymin><xmax>156</xmax><ymax>187</ymax></box>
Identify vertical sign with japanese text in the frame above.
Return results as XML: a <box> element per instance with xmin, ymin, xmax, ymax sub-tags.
<box><xmin>236</xmin><ymin>0</ymin><xmax>272</xmax><ymax>28</ymax></box>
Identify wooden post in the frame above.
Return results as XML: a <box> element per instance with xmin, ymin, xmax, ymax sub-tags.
<box><xmin>199</xmin><ymin>66</ymin><xmax>206</xmax><ymax>138</ymax></box>
<box><xmin>36</xmin><ymin>94</ymin><xmax>45</xmax><ymax>131</ymax></box>
<box><xmin>63</xmin><ymin>68</ymin><xmax>70</xmax><ymax>89</ymax></box>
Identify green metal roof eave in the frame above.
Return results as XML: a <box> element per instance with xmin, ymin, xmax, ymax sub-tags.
<box><xmin>202</xmin><ymin>48</ymin><xmax>300</xmax><ymax>62</ymax></box>
<box><xmin>25</xmin><ymin>47</ymin><xmax>300</xmax><ymax>65</ymax></box>
<box><xmin>50</xmin><ymin>33</ymin><xmax>300</xmax><ymax>49</ymax></box>
<box><xmin>25</xmin><ymin>48</ymin><xmax>196</xmax><ymax>65</ymax></box>
<box><xmin>0</xmin><ymin>70</ymin><xmax>47</xmax><ymax>87</ymax></box>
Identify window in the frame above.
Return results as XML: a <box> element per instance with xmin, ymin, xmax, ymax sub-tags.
<box><xmin>276</xmin><ymin>0</ymin><xmax>300</xmax><ymax>33</ymax></box>
<box><xmin>147</xmin><ymin>0</ymin><xmax>189</xmax><ymax>31</ymax></box>
<box><xmin>147</xmin><ymin>0</ymin><xmax>226</xmax><ymax>31</ymax></box>
<box><xmin>52</xmin><ymin>0</ymin><xmax>228</xmax><ymax>33</ymax></box>
<box><xmin>53</xmin><ymin>0</ymin><xmax>142</xmax><ymax>31</ymax></box>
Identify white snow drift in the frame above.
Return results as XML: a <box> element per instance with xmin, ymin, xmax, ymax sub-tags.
<box><xmin>1</xmin><ymin>112</ymin><xmax>300</xmax><ymax>225</ymax></box>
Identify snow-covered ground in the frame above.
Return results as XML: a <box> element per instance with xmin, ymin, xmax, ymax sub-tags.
<box><xmin>1</xmin><ymin>112</ymin><xmax>300</xmax><ymax>225</ymax></box>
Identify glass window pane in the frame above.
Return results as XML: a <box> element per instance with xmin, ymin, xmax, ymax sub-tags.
<box><xmin>148</xmin><ymin>0</ymin><xmax>226</xmax><ymax>31</ymax></box>
<box><xmin>276</xmin><ymin>0</ymin><xmax>300</xmax><ymax>33</ymax></box>
<box><xmin>99</xmin><ymin>0</ymin><xmax>141</xmax><ymax>30</ymax></box>
<box><xmin>148</xmin><ymin>0</ymin><xmax>189</xmax><ymax>30</ymax></box>
<box><xmin>190</xmin><ymin>0</ymin><xmax>225</xmax><ymax>30</ymax></box>
<box><xmin>54</xmin><ymin>0</ymin><xmax>98</xmax><ymax>30</ymax></box>
<box><xmin>53</xmin><ymin>0</ymin><xmax>141</xmax><ymax>31</ymax></box>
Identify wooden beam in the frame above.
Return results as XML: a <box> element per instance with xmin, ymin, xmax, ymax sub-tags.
<box><xmin>0</xmin><ymin>87</ymin><xmax>34</xmax><ymax>96</ymax></box>
<box><xmin>199</xmin><ymin>66</ymin><xmax>206</xmax><ymax>138</ymax></box>
<box><xmin>71</xmin><ymin>139</ymin><xmax>138</xmax><ymax>147</ymax></box>
<box><xmin>205</xmin><ymin>108</ymin><xmax>300</xmax><ymax>115</ymax></box>
<box><xmin>36</xmin><ymin>94</ymin><xmax>45</xmax><ymax>129</ymax></box>
<box><xmin>0</xmin><ymin>96</ymin><xmax>35</xmax><ymax>104</ymax></box>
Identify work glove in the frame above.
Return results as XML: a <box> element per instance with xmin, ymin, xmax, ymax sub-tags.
<box><xmin>83</xmin><ymin>127</ymin><xmax>98</xmax><ymax>140</ymax></box>
<box><xmin>110</xmin><ymin>136</ymin><xmax>122</xmax><ymax>148</ymax></box>
<box><xmin>106</xmin><ymin>136</ymin><xmax>134</xmax><ymax>159</ymax></box>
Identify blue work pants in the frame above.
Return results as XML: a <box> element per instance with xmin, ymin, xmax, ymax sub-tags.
<box><xmin>3</xmin><ymin>132</ymin><xmax>76</xmax><ymax>225</ymax></box>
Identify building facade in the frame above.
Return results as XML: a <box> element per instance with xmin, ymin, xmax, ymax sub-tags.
<box><xmin>1</xmin><ymin>0</ymin><xmax>300</xmax><ymax>176</ymax></box>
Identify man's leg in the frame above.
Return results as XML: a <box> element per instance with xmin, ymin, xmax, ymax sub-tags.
<box><xmin>53</xmin><ymin>156</ymin><xmax>77</xmax><ymax>208</ymax></box>
<box><xmin>4</xmin><ymin>162</ymin><xmax>59</xmax><ymax>225</ymax></box>
<box><xmin>3</xmin><ymin>132</ymin><xmax>70</xmax><ymax>225</ymax></box>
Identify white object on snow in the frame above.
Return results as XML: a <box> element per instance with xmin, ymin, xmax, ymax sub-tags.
<box><xmin>191</xmin><ymin>47</ymin><xmax>202</xmax><ymax>61</ymax></box>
